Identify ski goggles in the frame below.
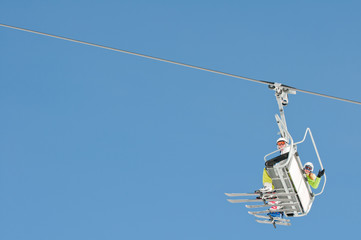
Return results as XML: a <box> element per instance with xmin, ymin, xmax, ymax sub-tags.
<box><xmin>304</xmin><ymin>165</ymin><xmax>313</xmax><ymax>171</ymax></box>
<box><xmin>277</xmin><ymin>141</ymin><xmax>286</xmax><ymax>146</ymax></box>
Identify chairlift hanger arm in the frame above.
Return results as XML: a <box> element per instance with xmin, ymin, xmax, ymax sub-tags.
<box><xmin>269</xmin><ymin>83</ymin><xmax>297</xmax><ymax>140</ymax></box>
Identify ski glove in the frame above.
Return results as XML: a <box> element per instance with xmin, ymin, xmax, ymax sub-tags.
<box><xmin>317</xmin><ymin>169</ymin><xmax>325</xmax><ymax>178</ymax></box>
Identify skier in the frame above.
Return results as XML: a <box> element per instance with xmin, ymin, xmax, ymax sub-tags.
<box><xmin>303</xmin><ymin>162</ymin><xmax>325</xmax><ymax>189</ymax></box>
<box><xmin>257</xmin><ymin>137</ymin><xmax>290</xmax><ymax>193</ymax></box>
<box><xmin>256</xmin><ymin>138</ymin><xmax>291</xmax><ymax>218</ymax></box>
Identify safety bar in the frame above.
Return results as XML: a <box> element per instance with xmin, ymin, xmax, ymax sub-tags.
<box><xmin>294</xmin><ymin>128</ymin><xmax>327</xmax><ymax>196</ymax></box>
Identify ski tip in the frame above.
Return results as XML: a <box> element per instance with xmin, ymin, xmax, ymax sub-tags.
<box><xmin>274</xmin><ymin>221</ymin><xmax>291</xmax><ymax>226</ymax></box>
<box><xmin>224</xmin><ymin>193</ymin><xmax>259</xmax><ymax>197</ymax></box>
<box><xmin>253</xmin><ymin>214</ymin><xmax>291</xmax><ymax>222</ymax></box>
<box><xmin>255</xmin><ymin>219</ymin><xmax>291</xmax><ymax>226</ymax></box>
<box><xmin>255</xmin><ymin>219</ymin><xmax>272</xmax><ymax>224</ymax></box>
<box><xmin>245</xmin><ymin>204</ymin><xmax>268</xmax><ymax>209</ymax></box>
<box><xmin>226</xmin><ymin>199</ymin><xmax>240</xmax><ymax>203</ymax></box>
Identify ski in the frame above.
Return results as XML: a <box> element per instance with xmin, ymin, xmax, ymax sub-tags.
<box><xmin>248</xmin><ymin>209</ymin><xmax>286</xmax><ymax>215</ymax></box>
<box><xmin>225</xmin><ymin>192</ymin><xmax>296</xmax><ymax>197</ymax></box>
<box><xmin>253</xmin><ymin>214</ymin><xmax>291</xmax><ymax>222</ymax></box>
<box><xmin>256</xmin><ymin>219</ymin><xmax>291</xmax><ymax>226</ymax></box>
<box><xmin>246</xmin><ymin>204</ymin><xmax>269</xmax><ymax>208</ymax></box>
<box><xmin>225</xmin><ymin>193</ymin><xmax>258</xmax><ymax>197</ymax></box>
<box><xmin>228</xmin><ymin>198</ymin><xmax>293</xmax><ymax>204</ymax></box>
<box><xmin>227</xmin><ymin>199</ymin><xmax>265</xmax><ymax>203</ymax></box>
<box><xmin>245</xmin><ymin>203</ymin><xmax>297</xmax><ymax>209</ymax></box>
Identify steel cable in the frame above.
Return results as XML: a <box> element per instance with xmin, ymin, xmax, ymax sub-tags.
<box><xmin>1</xmin><ymin>23</ymin><xmax>360</xmax><ymax>106</ymax></box>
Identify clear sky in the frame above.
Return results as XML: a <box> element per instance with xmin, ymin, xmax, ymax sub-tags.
<box><xmin>1</xmin><ymin>1</ymin><xmax>361</xmax><ymax>239</ymax></box>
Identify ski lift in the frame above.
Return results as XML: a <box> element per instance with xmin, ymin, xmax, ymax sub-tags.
<box><xmin>225</xmin><ymin>83</ymin><xmax>327</xmax><ymax>228</ymax></box>
<box><xmin>1</xmin><ymin>22</ymin><xmax>341</xmax><ymax>229</ymax></box>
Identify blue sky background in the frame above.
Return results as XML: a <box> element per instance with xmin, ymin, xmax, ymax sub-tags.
<box><xmin>1</xmin><ymin>1</ymin><xmax>361</xmax><ymax>239</ymax></box>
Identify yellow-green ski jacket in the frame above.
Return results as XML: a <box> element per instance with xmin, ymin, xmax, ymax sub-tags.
<box><xmin>306</xmin><ymin>173</ymin><xmax>321</xmax><ymax>189</ymax></box>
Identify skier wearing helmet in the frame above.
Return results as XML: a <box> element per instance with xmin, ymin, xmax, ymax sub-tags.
<box><xmin>257</xmin><ymin>137</ymin><xmax>291</xmax><ymax>193</ymax></box>
<box><xmin>254</xmin><ymin>138</ymin><xmax>293</xmax><ymax>218</ymax></box>
<box><xmin>304</xmin><ymin>162</ymin><xmax>325</xmax><ymax>189</ymax></box>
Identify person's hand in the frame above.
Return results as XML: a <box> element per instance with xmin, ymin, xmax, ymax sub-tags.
<box><xmin>317</xmin><ymin>169</ymin><xmax>325</xmax><ymax>178</ymax></box>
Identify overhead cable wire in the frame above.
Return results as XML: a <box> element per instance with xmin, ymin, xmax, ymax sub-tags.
<box><xmin>1</xmin><ymin>23</ymin><xmax>360</xmax><ymax>106</ymax></box>
<box><xmin>0</xmin><ymin>23</ymin><xmax>271</xmax><ymax>86</ymax></box>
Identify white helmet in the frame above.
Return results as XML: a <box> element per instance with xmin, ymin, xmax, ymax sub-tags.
<box><xmin>304</xmin><ymin>162</ymin><xmax>314</xmax><ymax>171</ymax></box>
<box><xmin>276</xmin><ymin>137</ymin><xmax>288</xmax><ymax>144</ymax></box>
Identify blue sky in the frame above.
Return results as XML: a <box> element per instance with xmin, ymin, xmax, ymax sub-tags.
<box><xmin>1</xmin><ymin>1</ymin><xmax>361</xmax><ymax>239</ymax></box>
